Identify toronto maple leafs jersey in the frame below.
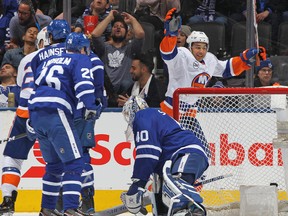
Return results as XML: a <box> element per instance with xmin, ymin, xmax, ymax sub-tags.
<box><xmin>30</xmin><ymin>43</ymin><xmax>66</xmax><ymax>76</ymax></box>
<box><xmin>28</xmin><ymin>53</ymin><xmax>97</xmax><ymax>115</ymax></box>
<box><xmin>131</xmin><ymin>108</ymin><xmax>208</xmax><ymax>182</ymax></box>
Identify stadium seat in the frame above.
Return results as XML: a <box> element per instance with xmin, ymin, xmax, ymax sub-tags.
<box><xmin>118</xmin><ymin>0</ymin><xmax>136</xmax><ymax>14</ymax></box>
<box><xmin>188</xmin><ymin>22</ymin><xmax>226</xmax><ymax>56</ymax></box>
<box><xmin>140</xmin><ymin>21</ymin><xmax>156</xmax><ymax>54</ymax></box>
<box><xmin>230</xmin><ymin>22</ymin><xmax>272</xmax><ymax>57</ymax></box>
<box><xmin>277</xmin><ymin>22</ymin><xmax>288</xmax><ymax>56</ymax></box>
<box><xmin>140</xmin><ymin>21</ymin><xmax>158</xmax><ymax>73</ymax></box>
<box><xmin>269</xmin><ymin>56</ymin><xmax>288</xmax><ymax>85</ymax></box>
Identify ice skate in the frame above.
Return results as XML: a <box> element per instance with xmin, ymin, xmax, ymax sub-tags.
<box><xmin>64</xmin><ymin>208</ymin><xmax>89</xmax><ymax>216</ymax></box>
<box><xmin>79</xmin><ymin>188</ymin><xmax>95</xmax><ymax>215</ymax></box>
<box><xmin>39</xmin><ymin>208</ymin><xmax>63</xmax><ymax>216</ymax></box>
<box><xmin>0</xmin><ymin>191</ymin><xmax>17</xmax><ymax>215</ymax></box>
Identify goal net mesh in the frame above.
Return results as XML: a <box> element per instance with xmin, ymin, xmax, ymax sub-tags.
<box><xmin>173</xmin><ymin>87</ymin><xmax>288</xmax><ymax>215</ymax></box>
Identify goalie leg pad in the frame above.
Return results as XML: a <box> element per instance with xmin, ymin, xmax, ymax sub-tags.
<box><xmin>171</xmin><ymin>153</ymin><xmax>208</xmax><ymax>184</ymax></box>
<box><xmin>162</xmin><ymin>161</ymin><xmax>204</xmax><ymax>216</ymax></box>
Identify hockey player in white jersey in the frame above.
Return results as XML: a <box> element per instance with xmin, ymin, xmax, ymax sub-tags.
<box><xmin>28</xmin><ymin>32</ymin><xmax>99</xmax><ymax>216</ymax></box>
<box><xmin>0</xmin><ymin>25</ymin><xmax>53</xmax><ymax>215</ymax></box>
<box><xmin>160</xmin><ymin>8</ymin><xmax>259</xmax><ymax>117</ymax></box>
<box><xmin>122</xmin><ymin>96</ymin><xmax>209</xmax><ymax>216</ymax></box>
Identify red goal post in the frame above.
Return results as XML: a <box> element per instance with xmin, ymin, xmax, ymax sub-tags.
<box><xmin>172</xmin><ymin>87</ymin><xmax>288</xmax><ymax>213</ymax></box>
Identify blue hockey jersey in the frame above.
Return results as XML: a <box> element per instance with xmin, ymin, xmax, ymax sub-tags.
<box><xmin>131</xmin><ymin>108</ymin><xmax>208</xmax><ymax>182</ymax></box>
<box><xmin>30</xmin><ymin>43</ymin><xmax>66</xmax><ymax>76</ymax></box>
<box><xmin>28</xmin><ymin>52</ymin><xmax>97</xmax><ymax>115</ymax></box>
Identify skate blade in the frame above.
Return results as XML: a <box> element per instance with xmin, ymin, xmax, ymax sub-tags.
<box><xmin>1</xmin><ymin>212</ymin><xmax>14</xmax><ymax>216</ymax></box>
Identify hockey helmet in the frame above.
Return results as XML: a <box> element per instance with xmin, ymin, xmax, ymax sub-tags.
<box><xmin>65</xmin><ymin>32</ymin><xmax>91</xmax><ymax>55</ymax></box>
<box><xmin>186</xmin><ymin>31</ymin><xmax>209</xmax><ymax>51</ymax></box>
<box><xmin>122</xmin><ymin>96</ymin><xmax>149</xmax><ymax>126</ymax></box>
<box><xmin>36</xmin><ymin>26</ymin><xmax>50</xmax><ymax>49</ymax></box>
<box><xmin>47</xmin><ymin>20</ymin><xmax>71</xmax><ymax>40</ymax></box>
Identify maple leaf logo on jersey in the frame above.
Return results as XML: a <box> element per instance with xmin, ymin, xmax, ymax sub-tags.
<box><xmin>108</xmin><ymin>50</ymin><xmax>124</xmax><ymax>68</ymax></box>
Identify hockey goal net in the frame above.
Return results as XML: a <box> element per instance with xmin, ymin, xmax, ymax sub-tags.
<box><xmin>173</xmin><ymin>87</ymin><xmax>288</xmax><ymax>215</ymax></box>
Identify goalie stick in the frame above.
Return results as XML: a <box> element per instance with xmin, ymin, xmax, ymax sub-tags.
<box><xmin>93</xmin><ymin>193</ymin><xmax>151</xmax><ymax>216</ymax></box>
<box><xmin>94</xmin><ymin>173</ymin><xmax>233</xmax><ymax>216</ymax></box>
<box><xmin>194</xmin><ymin>173</ymin><xmax>233</xmax><ymax>187</ymax></box>
<box><xmin>0</xmin><ymin>133</ymin><xmax>27</xmax><ymax>144</ymax></box>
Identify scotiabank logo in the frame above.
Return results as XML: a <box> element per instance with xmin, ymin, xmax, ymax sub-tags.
<box><xmin>209</xmin><ymin>134</ymin><xmax>283</xmax><ymax>166</ymax></box>
<box><xmin>22</xmin><ymin>133</ymin><xmax>283</xmax><ymax>178</ymax></box>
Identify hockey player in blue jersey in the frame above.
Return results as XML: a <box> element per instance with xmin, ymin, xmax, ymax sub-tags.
<box><xmin>28</xmin><ymin>32</ymin><xmax>100</xmax><ymax>216</ymax></box>
<box><xmin>30</xmin><ymin>20</ymin><xmax>106</xmax><ymax>215</ymax></box>
<box><xmin>122</xmin><ymin>96</ymin><xmax>209</xmax><ymax>216</ymax></box>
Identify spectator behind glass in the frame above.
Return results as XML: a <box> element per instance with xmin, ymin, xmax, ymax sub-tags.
<box><xmin>186</xmin><ymin>0</ymin><xmax>228</xmax><ymax>26</ymax></box>
<box><xmin>91</xmin><ymin>11</ymin><xmax>145</xmax><ymax>107</ymax></box>
<box><xmin>134</xmin><ymin>0</ymin><xmax>181</xmax><ymax>69</ymax></box>
<box><xmin>74</xmin><ymin>0</ymin><xmax>111</xmax><ymax>41</ymax></box>
<box><xmin>0</xmin><ymin>0</ymin><xmax>18</xmax><ymax>65</ymax></box>
<box><xmin>117</xmin><ymin>52</ymin><xmax>166</xmax><ymax>107</ymax></box>
<box><xmin>1</xmin><ymin>24</ymin><xmax>38</xmax><ymax>70</ymax></box>
<box><xmin>254</xmin><ymin>58</ymin><xmax>276</xmax><ymax>87</ymax></box>
<box><xmin>229</xmin><ymin>0</ymin><xmax>286</xmax><ymax>55</ymax></box>
<box><xmin>53</xmin><ymin>0</ymin><xmax>86</xmax><ymax>25</ymax></box>
<box><xmin>8</xmin><ymin>0</ymin><xmax>51</xmax><ymax>48</ymax></box>
<box><xmin>0</xmin><ymin>62</ymin><xmax>20</xmax><ymax>107</ymax></box>
<box><xmin>177</xmin><ymin>25</ymin><xmax>191</xmax><ymax>48</ymax></box>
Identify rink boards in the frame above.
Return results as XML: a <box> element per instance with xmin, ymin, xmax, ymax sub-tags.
<box><xmin>0</xmin><ymin>109</ymin><xmax>286</xmax><ymax>212</ymax></box>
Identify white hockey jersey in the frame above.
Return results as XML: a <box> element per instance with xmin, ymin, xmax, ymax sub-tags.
<box><xmin>160</xmin><ymin>35</ymin><xmax>252</xmax><ymax>116</ymax></box>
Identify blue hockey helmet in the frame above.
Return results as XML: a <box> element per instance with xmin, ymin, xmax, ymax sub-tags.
<box><xmin>47</xmin><ymin>20</ymin><xmax>71</xmax><ymax>40</ymax></box>
<box><xmin>122</xmin><ymin>96</ymin><xmax>149</xmax><ymax>126</ymax></box>
<box><xmin>65</xmin><ymin>32</ymin><xmax>91</xmax><ymax>55</ymax></box>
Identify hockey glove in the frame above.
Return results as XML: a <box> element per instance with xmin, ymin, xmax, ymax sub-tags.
<box><xmin>259</xmin><ymin>46</ymin><xmax>267</xmax><ymax>61</ymax></box>
<box><xmin>84</xmin><ymin>100</ymin><xmax>102</xmax><ymax>121</ymax></box>
<box><xmin>123</xmin><ymin>180</ymin><xmax>147</xmax><ymax>214</ymax></box>
<box><xmin>26</xmin><ymin>119</ymin><xmax>37</xmax><ymax>141</ymax></box>
<box><xmin>240</xmin><ymin>48</ymin><xmax>258</xmax><ymax>66</ymax></box>
<box><xmin>164</xmin><ymin>8</ymin><xmax>182</xmax><ymax>36</ymax></box>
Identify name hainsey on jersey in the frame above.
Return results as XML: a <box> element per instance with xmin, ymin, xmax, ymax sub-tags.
<box><xmin>28</xmin><ymin>52</ymin><xmax>97</xmax><ymax>115</ymax></box>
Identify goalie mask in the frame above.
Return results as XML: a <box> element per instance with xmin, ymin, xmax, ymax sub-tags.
<box><xmin>122</xmin><ymin>96</ymin><xmax>149</xmax><ymax>127</ymax></box>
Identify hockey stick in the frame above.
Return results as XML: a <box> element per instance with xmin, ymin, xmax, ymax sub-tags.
<box><xmin>94</xmin><ymin>174</ymin><xmax>233</xmax><ymax>216</ymax></box>
<box><xmin>194</xmin><ymin>173</ymin><xmax>233</xmax><ymax>187</ymax></box>
<box><xmin>0</xmin><ymin>133</ymin><xmax>27</xmax><ymax>144</ymax></box>
<box><xmin>252</xmin><ymin>0</ymin><xmax>260</xmax><ymax>66</ymax></box>
<box><xmin>93</xmin><ymin>194</ymin><xmax>151</xmax><ymax>216</ymax></box>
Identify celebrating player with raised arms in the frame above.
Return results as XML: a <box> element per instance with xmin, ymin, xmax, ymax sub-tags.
<box><xmin>160</xmin><ymin>8</ymin><xmax>260</xmax><ymax>117</ymax></box>
<box><xmin>121</xmin><ymin>96</ymin><xmax>209</xmax><ymax>216</ymax></box>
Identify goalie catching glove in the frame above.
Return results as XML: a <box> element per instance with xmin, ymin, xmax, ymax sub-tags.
<box><xmin>122</xmin><ymin>179</ymin><xmax>147</xmax><ymax>214</ymax></box>
<box><xmin>164</xmin><ymin>8</ymin><xmax>182</xmax><ymax>37</ymax></box>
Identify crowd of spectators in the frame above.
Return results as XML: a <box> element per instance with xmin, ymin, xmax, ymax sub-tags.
<box><xmin>1</xmin><ymin>0</ymin><xmax>288</xmax><ymax>109</ymax></box>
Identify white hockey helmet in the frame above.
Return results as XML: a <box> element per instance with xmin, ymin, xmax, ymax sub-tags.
<box><xmin>36</xmin><ymin>26</ymin><xmax>50</xmax><ymax>49</ymax></box>
<box><xmin>186</xmin><ymin>31</ymin><xmax>209</xmax><ymax>51</ymax></box>
<box><xmin>122</xmin><ymin>96</ymin><xmax>149</xmax><ymax>126</ymax></box>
